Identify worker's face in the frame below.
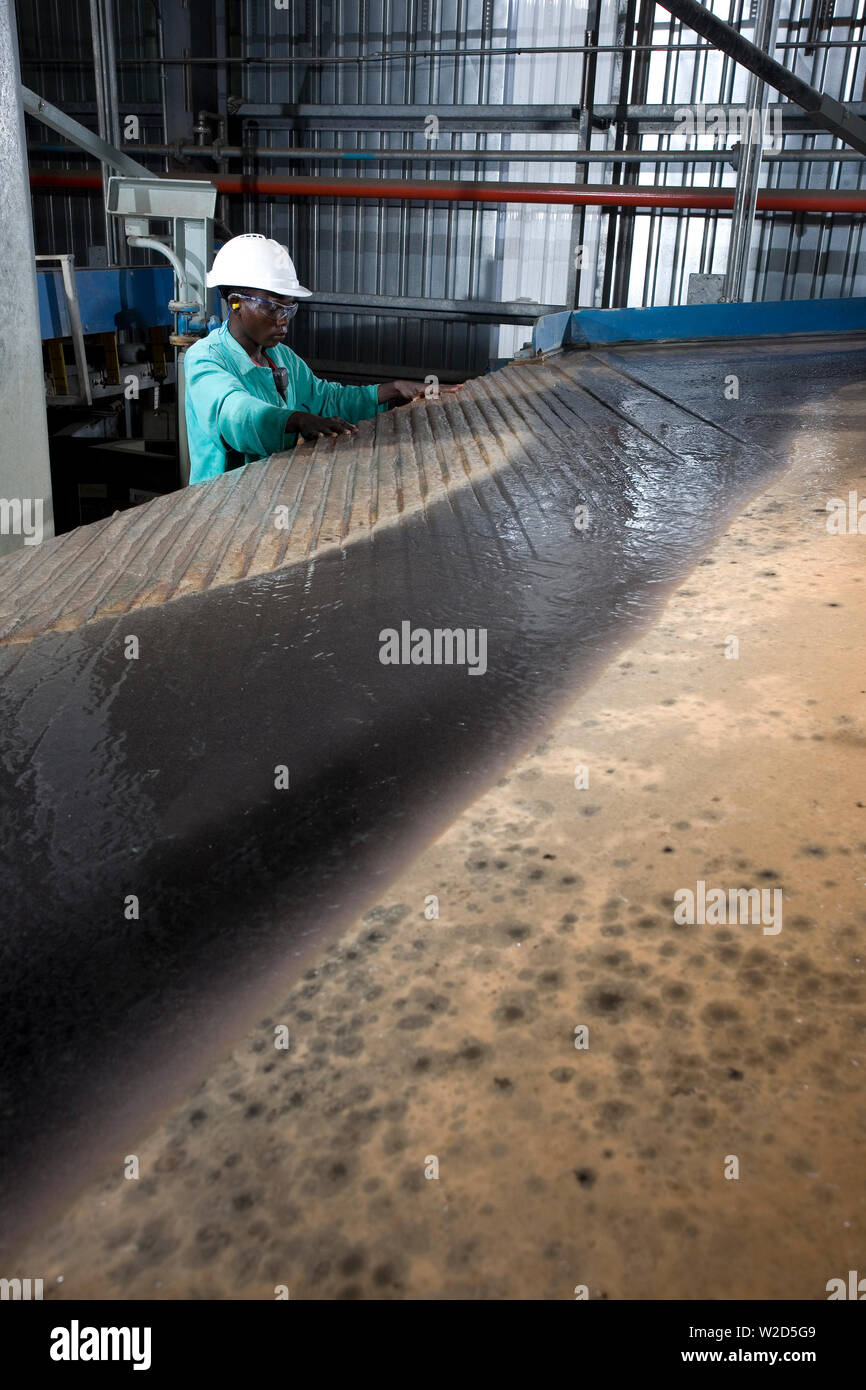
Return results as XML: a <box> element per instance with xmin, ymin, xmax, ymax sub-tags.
<box><xmin>228</xmin><ymin>286</ymin><xmax>297</xmax><ymax>347</ymax></box>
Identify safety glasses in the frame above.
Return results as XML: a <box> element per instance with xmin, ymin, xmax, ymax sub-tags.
<box><xmin>232</xmin><ymin>294</ymin><xmax>299</xmax><ymax>322</ymax></box>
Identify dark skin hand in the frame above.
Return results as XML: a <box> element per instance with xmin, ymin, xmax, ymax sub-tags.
<box><xmin>286</xmin><ymin>411</ymin><xmax>358</xmax><ymax>440</ymax></box>
<box><xmin>226</xmin><ymin>286</ymin><xmax>462</xmax><ymax>437</ymax></box>
<box><xmin>378</xmin><ymin>379</ymin><xmax>463</xmax><ymax>404</ymax></box>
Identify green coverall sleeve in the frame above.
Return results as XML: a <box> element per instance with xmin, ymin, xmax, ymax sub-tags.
<box><xmin>288</xmin><ymin>352</ymin><xmax>385</xmax><ymax>424</ymax></box>
<box><xmin>186</xmin><ymin>353</ymin><xmax>296</xmax><ymax>465</ymax></box>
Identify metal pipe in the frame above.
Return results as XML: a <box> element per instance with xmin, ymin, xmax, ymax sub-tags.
<box><xmin>28</xmin><ymin>38</ymin><xmax>866</xmax><ymax>64</ymax></box>
<box><xmin>31</xmin><ymin>94</ymin><xmax>865</xmax><ymax>128</ymax></box>
<box><xmin>126</xmin><ymin>235</ymin><xmax>190</xmax><ymax>305</ymax></box>
<box><xmin>609</xmin><ymin>0</ymin><xmax>656</xmax><ymax>309</ymax></box>
<box><xmin>722</xmin><ymin>0</ymin><xmax>784</xmax><ymax>302</ymax></box>
<box><xmin>89</xmin><ymin>0</ymin><xmax>123</xmax><ymax>263</ymax></box>
<box><xmin>29</xmin><ymin>170</ymin><xmax>866</xmax><ymax>212</ymax></box>
<box><xmin>27</xmin><ymin>141</ymin><xmax>866</xmax><ymax>163</ymax></box>
<box><xmin>568</xmin><ymin>0</ymin><xmax>602</xmax><ymax>309</ymax></box>
<box><xmin>101</xmin><ymin>0</ymin><xmax>122</xmax><ymax>150</ymax></box>
<box><xmin>655</xmin><ymin>0</ymin><xmax>866</xmax><ymax>155</ymax></box>
<box><xmin>226</xmin><ymin>99</ymin><xmax>866</xmax><ymax>132</ymax></box>
<box><xmin>154</xmin><ymin>0</ymin><xmax>170</xmax><ymax>178</ymax></box>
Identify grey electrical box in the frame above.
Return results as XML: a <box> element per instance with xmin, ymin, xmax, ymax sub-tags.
<box><xmin>687</xmin><ymin>273</ymin><xmax>725</xmax><ymax>305</ymax></box>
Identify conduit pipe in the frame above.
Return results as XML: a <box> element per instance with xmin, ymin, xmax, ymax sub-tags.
<box><xmin>28</xmin><ymin>170</ymin><xmax>866</xmax><ymax>213</ymax></box>
<box><xmin>25</xmin><ymin>142</ymin><xmax>866</xmax><ymax>163</ymax></box>
<box><xmin>125</xmin><ymin>234</ymin><xmax>192</xmax><ymax>307</ymax></box>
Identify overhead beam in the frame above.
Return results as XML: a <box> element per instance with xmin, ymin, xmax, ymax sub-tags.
<box><xmin>655</xmin><ymin>0</ymin><xmax>866</xmax><ymax>155</ymax></box>
<box><xmin>228</xmin><ymin>100</ymin><xmax>866</xmax><ymax>137</ymax></box>
<box><xmin>22</xmin><ymin>87</ymin><xmax>151</xmax><ymax>177</ymax></box>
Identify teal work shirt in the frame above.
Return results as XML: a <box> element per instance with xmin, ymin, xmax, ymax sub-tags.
<box><xmin>183</xmin><ymin>319</ymin><xmax>385</xmax><ymax>485</ymax></box>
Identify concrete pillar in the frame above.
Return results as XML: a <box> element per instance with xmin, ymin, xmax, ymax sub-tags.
<box><xmin>0</xmin><ymin>0</ymin><xmax>54</xmax><ymax>556</ymax></box>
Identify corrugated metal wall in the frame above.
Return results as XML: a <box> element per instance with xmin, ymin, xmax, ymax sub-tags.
<box><xmin>233</xmin><ymin>0</ymin><xmax>532</xmax><ymax>372</ymax></box>
<box><xmin>18</xmin><ymin>0</ymin><xmax>866</xmax><ymax>375</ymax></box>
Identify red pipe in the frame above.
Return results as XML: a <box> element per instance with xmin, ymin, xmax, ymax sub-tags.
<box><xmin>28</xmin><ymin>170</ymin><xmax>866</xmax><ymax>213</ymax></box>
<box><xmin>31</xmin><ymin>173</ymin><xmax>103</xmax><ymax>191</ymax></box>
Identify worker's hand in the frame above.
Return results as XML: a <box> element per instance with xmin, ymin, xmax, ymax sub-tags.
<box><xmin>287</xmin><ymin>411</ymin><xmax>358</xmax><ymax>440</ymax></box>
<box><xmin>379</xmin><ymin>379</ymin><xmax>464</xmax><ymax>404</ymax></box>
<box><xmin>384</xmin><ymin>379</ymin><xmax>426</xmax><ymax>402</ymax></box>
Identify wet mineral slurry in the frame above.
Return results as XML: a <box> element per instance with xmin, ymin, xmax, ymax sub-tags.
<box><xmin>0</xmin><ymin>335</ymin><xmax>863</xmax><ymax>1257</ymax></box>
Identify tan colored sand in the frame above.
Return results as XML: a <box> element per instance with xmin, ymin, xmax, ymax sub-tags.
<box><xmin>11</xmin><ymin>382</ymin><xmax>866</xmax><ymax>1300</ymax></box>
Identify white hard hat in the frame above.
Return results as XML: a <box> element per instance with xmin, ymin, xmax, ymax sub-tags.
<box><xmin>206</xmin><ymin>234</ymin><xmax>312</xmax><ymax>297</ymax></box>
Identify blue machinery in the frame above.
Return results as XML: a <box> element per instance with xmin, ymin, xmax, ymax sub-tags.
<box><xmin>38</xmin><ymin>265</ymin><xmax>175</xmax><ymax>340</ymax></box>
<box><xmin>23</xmin><ymin>88</ymin><xmax>217</xmax><ymax>483</ymax></box>
<box><xmin>35</xmin><ymin>167</ymin><xmax>216</xmax><ymax>484</ymax></box>
<box><xmin>529</xmin><ymin>296</ymin><xmax>866</xmax><ymax>356</ymax></box>
<box><xmin>39</xmin><ymin>274</ymin><xmax>866</xmax><ymax>353</ymax></box>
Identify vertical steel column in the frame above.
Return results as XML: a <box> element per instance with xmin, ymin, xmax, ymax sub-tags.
<box><xmin>722</xmin><ymin>0</ymin><xmax>783</xmax><ymax>301</ymax></box>
<box><xmin>173</xmin><ymin>215</ymin><xmax>214</xmax><ymax>325</ymax></box>
<box><xmin>608</xmin><ymin>0</ymin><xmax>655</xmax><ymax>307</ymax></box>
<box><xmin>566</xmin><ymin>0</ymin><xmax>603</xmax><ymax>308</ymax></box>
<box><xmin>0</xmin><ymin>0</ymin><xmax>54</xmax><ymax>553</ymax></box>
<box><xmin>89</xmin><ymin>0</ymin><xmax>123</xmax><ymax>265</ymax></box>
<box><xmin>160</xmin><ymin>0</ymin><xmax>192</xmax><ymax>144</ymax></box>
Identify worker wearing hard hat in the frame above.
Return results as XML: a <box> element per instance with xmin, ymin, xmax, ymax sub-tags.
<box><xmin>184</xmin><ymin>234</ymin><xmax>452</xmax><ymax>485</ymax></box>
